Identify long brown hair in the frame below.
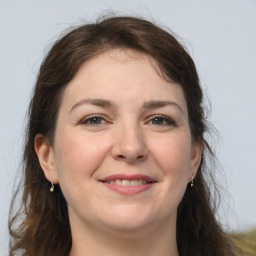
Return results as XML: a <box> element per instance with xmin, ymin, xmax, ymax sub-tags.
<box><xmin>9</xmin><ymin>16</ymin><xmax>236</xmax><ymax>256</ymax></box>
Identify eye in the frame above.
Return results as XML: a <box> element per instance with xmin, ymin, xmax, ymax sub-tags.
<box><xmin>80</xmin><ymin>115</ymin><xmax>107</xmax><ymax>126</ymax></box>
<box><xmin>148</xmin><ymin>115</ymin><xmax>175</xmax><ymax>126</ymax></box>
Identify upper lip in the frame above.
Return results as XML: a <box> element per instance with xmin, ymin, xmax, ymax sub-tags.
<box><xmin>99</xmin><ymin>174</ymin><xmax>157</xmax><ymax>183</ymax></box>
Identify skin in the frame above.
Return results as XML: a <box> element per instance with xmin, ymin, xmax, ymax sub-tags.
<box><xmin>35</xmin><ymin>49</ymin><xmax>202</xmax><ymax>256</ymax></box>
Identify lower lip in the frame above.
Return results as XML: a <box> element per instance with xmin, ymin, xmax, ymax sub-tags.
<box><xmin>101</xmin><ymin>182</ymin><xmax>155</xmax><ymax>195</ymax></box>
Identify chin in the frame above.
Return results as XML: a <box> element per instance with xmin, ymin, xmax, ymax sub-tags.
<box><xmin>96</xmin><ymin>204</ymin><xmax>159</xmax><ymax>233</ymax></box>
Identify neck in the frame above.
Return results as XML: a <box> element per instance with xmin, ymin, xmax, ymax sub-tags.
<box><xmin>69</xmin><ymin>214</ymin><xmax>179</xmax><ymax>256</ymax></box>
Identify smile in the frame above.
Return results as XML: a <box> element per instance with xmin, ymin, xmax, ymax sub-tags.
<box><xmin>105</xmin><ymin>179</ymin><xmax>149</xmax><ymax>186</ymax></box>
<box><xmin>99</xmin><ymin>174</ymin><xmax>157</xmax><ymax>195</ymax></box>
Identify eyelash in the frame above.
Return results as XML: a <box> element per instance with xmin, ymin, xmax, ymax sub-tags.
<box><xmin>147</xmin><ymin>115</ymin><xmax>176</xmax><ymax>127</ymax></box>
<box><xmin>79</xmin><ymin>115</ymin><xmax>107</xmax><ymax>126</ymax></box>
<box><xmin>79</xmin><ymin>114</ymin><xmax>175</xmax><ymax>127</ymax></box>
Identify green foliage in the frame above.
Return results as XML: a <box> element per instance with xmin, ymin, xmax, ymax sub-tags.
<box><xmin>230</xmin><ymin>228</ymin><xmax>256</xmax><ymax>256</ymax></box>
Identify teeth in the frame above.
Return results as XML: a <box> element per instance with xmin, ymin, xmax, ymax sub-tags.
<box><xmin>107</xmin><ymin>179</ymin><xmax>148</xmax><ymax>186</ymax></box>
<box><xmin>122</xmin><ymin>180</ymin><xmax>130</xmax><ymax>186</ymax></box>
<box><xmin>130</xmin><ymin>180</ymin><xmax>137</xmax><ymax>186</ymax></box>
<box><xmin>115</xmin><ymin>179</ymin><xmax>122</xmax><ymax>185</ymax></box>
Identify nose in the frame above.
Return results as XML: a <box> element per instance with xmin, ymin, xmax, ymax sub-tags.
<box><xmin>111</xmin><ymin>123</ymin><xmax>148</xmax><ymax>163</ymax></box>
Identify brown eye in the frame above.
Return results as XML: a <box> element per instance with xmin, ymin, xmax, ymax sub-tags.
<box><xmin>149</xmin><ymin>115</ymin><xmax>175</xmax><ymax>126</ymax></box>
<box><xmin>80</xmin><ymin>115</ymin><xmax>106</xmax><ymax>126</ymax></box>
<box><xmin>88</xmin><ymin>117</ymin><xmax>103</xmax><ymax>125</ymax></box>
<box><xmin>151</xmin><ymin>118</ymin><xmax>165</xmax><ymax>125</ymax></box>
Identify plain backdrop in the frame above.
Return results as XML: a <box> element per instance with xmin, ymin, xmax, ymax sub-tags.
<box><xmin>1</xmin><ymin>0</ymin><xmax>256</xmax><ymax>254</ymax></box>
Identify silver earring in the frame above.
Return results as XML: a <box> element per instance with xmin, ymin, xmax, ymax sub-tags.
<box><xmin>190</xmin><ymin>175</ymin><xmax>194</xmax><ymax>187</ymax></box>
<box><xmin>50</xmin><ymin>182</ymin><xmax>54</xmax><ymax>192</ymax></box>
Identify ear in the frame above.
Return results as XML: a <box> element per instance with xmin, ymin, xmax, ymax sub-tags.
<box><xmin>189</xmin><ymin>138</ymin><xmax>203</xmax><ymax>182</ymax></box>
<box><xmin>34</xmin><ymin>134</ymin><xmax>58</xmax><ymax>184</ymax></box>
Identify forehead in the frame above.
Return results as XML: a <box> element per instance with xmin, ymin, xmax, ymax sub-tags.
<box><xmin>60</xmin><ymin>49</ymin><xmax>187</xmax><ymax>113</ymax></box>
<box><xmin>72</xmin><ymin>48</ymin><xmax>164</xmax><ymax>84</ymax></box>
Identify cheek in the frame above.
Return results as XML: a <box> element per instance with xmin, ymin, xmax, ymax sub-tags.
<box><xmin>146</xmin><ymin>134</ymin><xmax>192</xmax><ymax>217</ymax></box>
<box><xmin>53</xmin><ymin>130</ymin><xmax>109</xmax><ymax>183</ymax></box>
<box><xmin>150</xmin><ymin>133</ymin><xmax>192</xmax><ymax>176</ymax></box>
<box><xmin>52</xmin><ymin>131</ymin><xmax>111</xmax><ymax>215</ymax></box>
<box><xmin>151</xmin><ymin>133</ymin><xmax>192</xmax><ymax>198</ymax></box>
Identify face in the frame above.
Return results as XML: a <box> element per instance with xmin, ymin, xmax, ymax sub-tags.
<box><xmin>36</xmin><ymin>49</ymin><xmax>202</xmax><ymax>236</ymax></box>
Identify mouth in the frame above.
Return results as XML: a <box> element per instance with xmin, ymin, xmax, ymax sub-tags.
<box><xmin>102</xmin><ymin>179</ymin><xmax>154</xmax><ymax>186</ymax></box>
<box><xmin>98</xmin><ymin>174</ymin><xmax>157</xmax><ymax>195</ymax></box>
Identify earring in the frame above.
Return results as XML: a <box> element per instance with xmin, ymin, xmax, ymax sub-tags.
<box><xmin>190</xmin><ymin>175</ymin><xmax>194</xmax><ymax>187</ymax></box>
<box><xmin>50</xmin><ymin>182</ymin><xmax>54</xmax><ymax>192</ymax></box>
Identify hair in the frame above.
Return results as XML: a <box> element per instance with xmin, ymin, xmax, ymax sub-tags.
<box><xmin>9</xmin><ymin>15</ymin><xmax>236</xmax><ymax>256</ymax></box>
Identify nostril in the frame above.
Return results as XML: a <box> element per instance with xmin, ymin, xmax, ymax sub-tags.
<box><xmin>115</xmin><ymin>154</ymin><xmax>145</xmax><ymax>162</ymax></box>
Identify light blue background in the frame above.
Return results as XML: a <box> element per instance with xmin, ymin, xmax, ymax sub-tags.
<box><xmin>1</xmin><ymin>0</ymin><xmax>255</xmax><ymax>254</ymax></box>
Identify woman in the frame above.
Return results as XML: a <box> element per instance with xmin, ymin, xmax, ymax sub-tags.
<box><xmin>9</xmin><ymin>16</ymin><xmax>236</xmax><ymax>255</ymax></box>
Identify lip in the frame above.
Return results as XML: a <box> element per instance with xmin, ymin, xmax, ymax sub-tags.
<box><xmin>99</xmin><ymin>174</ymin><xmax>156</xmax><ymax>182</ymax></box>
<box><xmin>98</xmin><ymin>174</ymin><xmax>157</xmax><ymax>195</ymax></box>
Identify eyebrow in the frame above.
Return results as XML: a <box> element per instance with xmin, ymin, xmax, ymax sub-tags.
<box><xmin>143</xmin><ymin>100</ymin><xmax>185</xmax><ymax>115</ymax></box>
<box><xmin>69</xmin><ymin>98</ymin><xmax>116</xmax><ymax>113</ymax></box>
<box><xmin>69</xmin><ymin>98</ymin><xmax>184</xmax><ymax>115</ymax></box>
